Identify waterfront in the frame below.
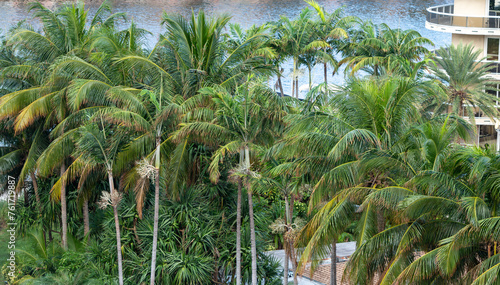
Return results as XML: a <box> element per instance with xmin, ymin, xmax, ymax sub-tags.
<box><xmin>0</xmin><ymin>0</ymin><xmax>451</xmax><ymax>92</ymax></box>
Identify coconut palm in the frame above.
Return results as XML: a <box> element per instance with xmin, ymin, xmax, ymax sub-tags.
<box><xmin>0</xmin><ymin>0</ymin><xmax>125</xmax><ymax>250</ymax></box>
<box><xmin>269</xmin><ymin>76</ymin><xmax>435</xmax><ymax>284</ymax></box>
<box><xmin>347</xmin><ymin>143</ymin><xmax>500</xmax><ymax>284</ymax></box>
<box><xmin>38</xmin><ymin>117</ymin><xmax>129</xmax><ymax>285</ymax></box>
<box><xmin>158</xmin><ymin>10</ymin><xmax>272</xmax><ymax>98</ymax></box>
<box><xmin>431</xmin><ymin>44</ymin><xmax>499</xmax><ymax>123</ymax></box>
<box><xmin>341</xmin><ymin>116</ymin><xmax>473</xmax><ymax>284</ymax></box>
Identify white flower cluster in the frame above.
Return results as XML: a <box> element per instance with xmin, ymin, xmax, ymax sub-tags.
<box><xmin>137</xmin><ymin>158</ymin><xmax>156</xmax><ymax>180</ymax></box>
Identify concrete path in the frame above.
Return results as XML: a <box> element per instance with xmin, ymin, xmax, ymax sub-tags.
<box><xmin>266</xmin><ymin>242</ymin><xmax>356</xmax><ymax>285</ymax></box>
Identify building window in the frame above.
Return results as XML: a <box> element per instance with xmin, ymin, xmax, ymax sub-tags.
<box><xmin>487</xmin><ymin>38</ymin><xmax>500</xmax><ymax>61</ymax></box>
<box><xmin>491</xmin><ymin>0</ymin><xmax>500</xmax><ymax>11</ymax></box>
<box><xmin>486</xmin><ymin>83</ymin><xmax>500</xmax><ymax>107</ymax></box>
<box><xmin>479</xmin><ymin>125</ymin><xmax>498</xmax><ymax>148</ymax></box>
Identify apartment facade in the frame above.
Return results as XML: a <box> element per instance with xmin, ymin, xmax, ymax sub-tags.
<box><xmin>426</xmin><ymin>0</ymin><xmax>500</xmax><ymax>150</ymax></box>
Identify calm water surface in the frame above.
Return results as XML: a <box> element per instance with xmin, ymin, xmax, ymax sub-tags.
<box><xmin>0</xmin><ymin>0</ymin><xmax>452</xmax><ymax>91</ymax></box>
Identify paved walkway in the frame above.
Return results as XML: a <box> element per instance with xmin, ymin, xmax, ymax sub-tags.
<box><xmin>266</xmin><ymin>242</ymin><xmax>356</xmax><ymax>285</ymax></box>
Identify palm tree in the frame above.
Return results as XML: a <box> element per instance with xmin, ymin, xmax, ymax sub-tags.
<box><xmin>305</xmin><ymin>1</ymin><xmax>353</xmax><ymax>88</ymax></box>
<box><xmin>38</xmin><ymin>118</ymin><xmax>129</xmax><ymax>284</ymax></box>
<box><xmin>271</xmin><ymin>9</ymin><xmax>314</xmax><ymax>98</ymax></box>
<box><xmin>99</xmin><ymin>88</ymin><xmax>179</xmax><ymax>285</ymax></box>
<box><xmin>159</xmin><ymin>10</ymin><xmax>272</xmax><ymax>98</ymax></box>
<box><xmin>269</xmin><ymin>76</ymin><xmax>432</xmax><ymax>283</ymax></box>
<box><xmin>253</xmin><ymin>163</ymin><xmax>297</xmax><ymax>285</ymax></box>
<box><xmin>431</xmin><ymin>43</ymin><xmax>499</xmax><ymax>123</ymax></box>
<box><xmin>174</xmin><ymin>81</ymin><xmax>291</xmax><ymax>285</ymax></box>
<box><xmin>76</xmin><ymin>123</ymin><xmax>127</xmax><ymax>285</ymax></box>
<box><xmin>344</xmin><ymin>22</ymin><xmax>432</xmax><ymax>77</ymax></box>
<box><xmin>347</xmin><ymin>142</ymin><xmax>500</xmax><ymax>284</ymax></box>
<box><xmin>0</xmin><ymin>0</ymin><xmax>125</xmax><ymax>250</ymax></box>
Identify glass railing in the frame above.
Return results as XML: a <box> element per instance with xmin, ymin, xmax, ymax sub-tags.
<box><xmin>486</xmin><ymin>62</ymin><xmax>500</xmax><ymax>74</ymax></box>
<box><xmin>427</xmin><ymin>4</ymin><xmax>500</xmax><ymax>29</ymax></box>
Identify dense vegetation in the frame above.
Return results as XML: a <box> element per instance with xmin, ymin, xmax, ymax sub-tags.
<box><xmin>0</xmin><ymin>1</ymin><xmax>499</xmax><ymax>284</ymax></box>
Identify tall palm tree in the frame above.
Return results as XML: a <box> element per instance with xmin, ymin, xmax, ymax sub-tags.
<box><xmin>159</xmin><ymin>10</ymin><xmax>272</xmax><ymax>98</ymax></box>
<box><xmin>269</xmin><ymin>76</ymin><xmax>432</xmax><ymax>284</ymax></box>
<box><xmin>271</xmin><ymin>9</ymin><xmax>314</xmax><ymax>98</ymax></box>
<box><xmin>0</xmin><ymin>0</ymin><xmax>125</xmax><ymax>250</ymax></box>
<box><xmin>431</xmin><ymin>43</ymin><xmax>499</xmax><ymax>123</ymax></box>
<box><xmin>98</xmin><ymin>87</ymin><xmax>180</xmax><ymax>285</ymax></box>
<box><xmin>305</xmin><ymin>1</ymin><xmax>353</xmax><ymax>88</ymax></box>
<box><xmin>344</xmin><ymin>22</ymin><xmax>432</xmax><ymax>77</ymax></box>
<box><xmin>174</xmin><ymin>81</ymin><xmax>290</xmax><ymax>285</ymax></box>
<box><xmin>38</xmin><ymin>117</ymin><xmax>129</xmax><ymax>284</ymax></box>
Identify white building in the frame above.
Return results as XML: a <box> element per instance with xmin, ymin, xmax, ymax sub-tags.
<box><xmin>426</xmin><ymin>0</ymin><xmax>500</xmax><ymax>150</ymax></box>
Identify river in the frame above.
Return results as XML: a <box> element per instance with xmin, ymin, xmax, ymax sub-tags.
<box><xmin>0</xmin><ymin>0</ymin><xmax>452</xmax><ymax>93</ymax></box>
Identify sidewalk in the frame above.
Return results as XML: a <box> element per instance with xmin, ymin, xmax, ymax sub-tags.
<box><xmin>266</xmin><ymin>242</ymin><xmax>356</xmax><ymax>285</ymax></box>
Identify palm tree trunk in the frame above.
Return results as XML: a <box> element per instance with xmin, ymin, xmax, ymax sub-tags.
<box><xmin>108</xmin><ymin>170</ymin><xmax>124</xmax><ymax>285</ymax></box>
<box><xmin>286</xmin><ymin>195</ymin><xmax>298</xmax><ymax>285</ymax></box>
<box><xmin>24</xmin><ymin>187</ymin><xmax>29</xmax><ymax>207</ymax></box>
<box><xmin>295</xmin><ymin>79</ymin><xmax>299</xmax><ymax>99</ymax></box>
<box><xmin>60</xmin><ymin>163</ymin><xmax>68</xmax><ymax>250</ymax></box>
<box><xmin>308</xmin><ymin>67</ymin><xmax>312</xmax><ymax>91</ymax></box>
<box><xmin>248</xmin><ymin>189</ymin><xmax>258</xmax><ymax>285</ymax></box>
<box><xmin>242</xmin><ymin>145</ymin><xmax>257</xmax><ymax>285</ymax></box>
<box><xmin>283</xmin><ymin>194</ymin><xmax>290</xmax><ymax>285</ymax></box>
<box><xmin>324</xmin><ymin>62</ymin><xmax>328</xmax><ymax>84</ymax></box>
<box><xmin>150</xmin><ymin>136</ymin><xmax>161</xmax><ymax>285</ymax></box>
<box><xmin>30</xmin><ymin>172</ymin><xmax>41</xmax><ymax>214</ymax></box>
<box><xmin>292</xmin><ymin>245</ymin><xmax>298</xmax><ymax>285</ymax></box>
<box><xmin>283</xmin><ymin>245</ymin><xmax>289</xmax><ymax>285</ymax></box>
<box><xmin>293</xmin><ymin>57</ymin><xmax>298</xmax><ymax>98</ymax></box>
<box><xmin>83</xmin><ymin>198</ymin><xmax>90</xmax><ymax>237</ymax></box>
<box><xmin>330</xmin><ymin>240</ymin><xmax>337</xmax><ymax>285</ymax></box>
<box><xmin>278</xmin><ymin>67</ymin><xmax>285</xmax><ymax>97</ymax></box>
<box><xmin>236</xmin><ymin>179</ymin><xmax>242</xmax><ymax>285</ymax></box>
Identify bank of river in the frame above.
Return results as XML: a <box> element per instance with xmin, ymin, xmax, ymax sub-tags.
<box><xmin>0</xmin><ymin>0</ymin><xmax>452</xmax><ymax>93</ymax></box>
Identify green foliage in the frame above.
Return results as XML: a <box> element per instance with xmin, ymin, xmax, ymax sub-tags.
<box><xmin>1</xmin><ymin>1</ymin><xmax>499</xmax><ymax>284</ymax></box>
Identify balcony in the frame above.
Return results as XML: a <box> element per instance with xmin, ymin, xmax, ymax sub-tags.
<box><xmin>426</xmin><ymin>4</ymin><xmax>500</xmax><ymax>35</ymax></box>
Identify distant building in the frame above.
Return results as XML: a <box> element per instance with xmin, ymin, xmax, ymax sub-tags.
<box><xmin>426</xmin><ymin>0</ymin><xmax>500</xmax><ymax>150</ymax></box>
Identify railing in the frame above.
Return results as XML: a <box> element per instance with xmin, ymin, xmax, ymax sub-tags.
<box><xmin>427</xmin><ymin>4</ymin><xmax>500</xmax><ymax>29</ymax></box>
<box><xmin>486</xmin><ymin>62</ymin><xmax>500</xmax><ymax>74</ymax></box>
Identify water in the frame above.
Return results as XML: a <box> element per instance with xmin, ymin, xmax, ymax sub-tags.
<box><xmin>0</xmin><ymin>0</ymin><xmax>453</xmax><ymax>93</ymax></box>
